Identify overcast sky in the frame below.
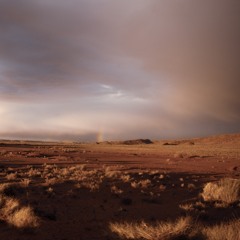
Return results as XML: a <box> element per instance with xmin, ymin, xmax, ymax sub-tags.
<box><xmin>0</xmin><ymin>0</ymin><xmax>239</xmax><ymax>141</ymax></box>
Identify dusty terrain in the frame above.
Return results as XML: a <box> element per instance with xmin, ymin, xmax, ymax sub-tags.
<box><xmin>0</xmin><ymin>134</ymin><xmax>240</xmax><ymax>239</ymax></box>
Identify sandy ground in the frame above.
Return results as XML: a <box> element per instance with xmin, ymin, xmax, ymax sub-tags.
<box><xmin>0</xmin><ymin>134</ymin><xmax>239</xmax><ymax>239</ymax></box>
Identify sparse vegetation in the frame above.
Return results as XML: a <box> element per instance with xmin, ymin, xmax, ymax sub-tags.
<box><xmin>110</xmin><ymin>218</ymin><xmax>240</xmax><ymax>240</ymax></box>
<box><xmin>111</xmin><ymin>185</ymin><xmax>123</xmax><ymax>195</ymax></box>
<box><xmin>0</xmin><ymin>183</ymin><xmax>39</xmax><ymax>229</ymax></box>
<box><xmin>7</xmin><ymin>206</ymin><xmax>40</xmax><ymax>229</ymax></box>
<box><xmin>6</xmin><ymin>173</ymin><xmax>17</xmax><ymax>181</ymax></box>
<box><xmin>202</xmin><ymin>219</ymin><xmax>240</xmax><ymax>240</ymax></box>
<box><xmin>0</xmin><ymin>137</ymin><xmax>240</xmax><ymax>239</ymax></box>
<box><xmin>131</xmin><ymin>179</ymin><xmax>152</xmax><ymax>189</ymax></box>
<box><xmin>201</xmin><ymin>178</ymin><xmax>240</xmax><ymax>206</ymax></box>
<box><xmin>110</xmin><ymin>216</ymin><xmax>193</xmax><ymax>240</ymax></box>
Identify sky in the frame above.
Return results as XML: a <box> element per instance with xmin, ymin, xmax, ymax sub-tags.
<box><xmin>0</xmin><ymin>0</ymin><xmax>240</xmax><ymax>141</ymax></box>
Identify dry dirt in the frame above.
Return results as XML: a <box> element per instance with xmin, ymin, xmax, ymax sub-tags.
<box><xmin>0</xmin><ymin>134</ymin><xmax>240</xmax><ymax>239</ymax></box>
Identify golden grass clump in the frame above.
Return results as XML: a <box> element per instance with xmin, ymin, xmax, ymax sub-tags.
<box><xmin>120</xmin><ymin>174</ymin><xmax>132</xmax><ymax>183</ymax></box>
<box><xmin>110</xmin><ymin>217</ymin><xmax>240</xmax><ymax>240</ymax></box>
<box><xmin>109</xmin><ymin>216</ymin><xmax>192</xmax><ymax>240</ymax></box>
<box><xmin>1</xmin><ymin>197</ymin><xmax>20</xmax><ymax>217</ymax></box>
<box><xmin>0</xmin><ymin>197</ymin><xmax>39</xmax><ymax>229</ymax></box>
<box><xmin>7</xmin><ymin>206</ymin><xmax>40</xmax><ymax>229</ymax></box>
<box><xmin>202</xmin><ymin>219</ymin><xmax>240</xmax><ymax>240</ymax></box>
<box><xmin>6</xmin><ymin>173</ymin><xmax>18</xmax><ymax>181</ymax></box>
<box><xmin>111</xmin><ymin>185</ymin><xmax>123</xmax><ymax>195</ymax></box>
<box><xmin>104</xmin><ymin>168</ymin><xmax>121</xmax><ymax>178</ymax></box>
<box><xmin>0</xmin><ymin>182</ymin><xmax>40</xmax><ymax>229</ymax></box>
<box><xmin>201</xmin><ymin>178</ymin><xmax>240</xmax><ymax>205</ymax></box>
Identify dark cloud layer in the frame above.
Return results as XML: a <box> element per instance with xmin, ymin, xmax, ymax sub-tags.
<box><xmin>0</xmin><ymin>0</ymin><xmax>239</xmax><ymax>141</ymax></box>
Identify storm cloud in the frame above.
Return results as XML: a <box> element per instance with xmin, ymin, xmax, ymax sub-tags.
<box><xmin>0</xmin><ymin>0</ymin><xmax>239</xmax><ymax>141</ymax></box>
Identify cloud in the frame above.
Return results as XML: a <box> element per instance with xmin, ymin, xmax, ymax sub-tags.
<box><xmin>0</xmin><ymin>0</ymin><xmax>239</xmax><ymax>140</ymax></box>
<box><xmin>0</xmin><ymin>0</ymin><xmax>150</xmax><ymax>100</ymax></box>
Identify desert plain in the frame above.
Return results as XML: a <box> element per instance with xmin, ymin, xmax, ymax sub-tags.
<box><xmin>0</xmin><ymin>133</ymin><xmax>240</xmax><ymax>240</ymax></box>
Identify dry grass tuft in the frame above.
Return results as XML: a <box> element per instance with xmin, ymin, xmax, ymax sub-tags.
<box><xmin>179</xmin><ymin>201</ymin><xmax>206</xmax><ymax>213</ymax></box>
<box><xmin>179</xmin><ymin>203</ymin><xmax>195</xmax><ymax>212</ymax></box>
<box><xmin>201</xmin><ymin>178</ymin><xmax>240</xmax><ymax>206</ymax></box>
<box><xmin>131</xmin><ymin>179</ymin><xmax>152</xmax><ymax>189</ymax></box>
<box><xmin>1</xmin><ymin>197</ymin><xmax>20</xmax><ymax>217</ymax></box>
<box><xmin>109</xmin><ymin>216</ymin><xmax>192</xmax><ymax>240</ymax></box>
<box><xmin>111</xmin><ymin>185</ymin><xmax>123</xmax><ymax>195</ymax></box>
<box><xmin>20</xmin><ymin>178</ymin><xmax>31</xmax><ymax>187</ymax></box>
<box><xmin>203</xmin><ymin>219</ymin><xmax>240</xmax><ymax>240</ymax></box>
<box><xmin>0</xmin><ymin>196</ymin><xmax>40</xmax><ymax>229</ymax></box>
<box><xmin>0</xmin><ymin>182</ymin><xmax>40</xmax><ymax>229</ymax></box>
<box><xmin>6</xmin><ymin>173</ymin><xmax>18</xmax><ymax>181</ymax></box>
<box><xmin>120</xmin><ymin>174</ymin><xmax>132</xmax><ymax>183</ymax></box>
<box><xmin>104</xmin><ymin>168</ymin><xmax>121</xmax><ymax>178</ymax></box>
<box><xmin>110</xmin><ymin>217</ymin><xmax>240</xmax><ymax>240</ymax></box>
<box><xmin>7</xmin><ymin>206</ymin><xmax>40</xmax><ymax>228</ymax></box>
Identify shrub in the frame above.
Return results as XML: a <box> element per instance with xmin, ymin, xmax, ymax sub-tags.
<box><xmin>109</xmin><ymin>216</ymin><xmax>192</xmax><ymax>240</ymax></box>
<box><xmin>203</xmin><ymin>219</ymin><xmax>240</xmax><ymax>240</ymax></box>
<box><xmin>201</xmin><ymin>178</ymin><xmax>240</xmax><ymax>205</ymax></box>
<box><xmin>7</xmin><ymin>206</ymin><xmax>40</xmax><ymax>228</ymax></box>
<box><xmin>6</xmin><ymin>173</ymin><xmax>17</xmax><ymax>181</ymax></box>
<box><xmin>1</xmin><ymin>197</ymin><xmax>19</xmax><ymax>217</ymax></box>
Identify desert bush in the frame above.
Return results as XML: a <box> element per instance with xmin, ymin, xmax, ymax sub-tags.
<box><xmin>74</xmin><ymin>164</ymin><xmax>86</xmax><ymax>171</ymax></box>
<box><xmin>21</xmin><ymin>178</ymin><xmax>31</xmax><ymax>187</ymax></box>
<box><xmin>179</xmin><ymin>203</ymin><xmax>195</xmax><ymax>212</ymax></box>
<box><xmin>120</xmin><ymin>174</ymin><xmax>131</xmax><ymax>183</ymax></box>
<box><xmin>139</xmin><ymin>179</ymin><xmax>152</xmax><ymax>188</ymax></box>
<box><xmin>45</xmin><ymin>177</ymin><xmax>59</xmax><ymax>186</ymax></box>
<box><xmin>60</xmin><ymin>167</ymin><xmax>71</xmax><ymax>176</ymax></box>
<box><xmin>43</xmin><ymin>164</ymin><xmax>55</xmax><ymax>170</ymax></box>
<box><xmin>0</xmin><ymin>183</ymin><xmax>9</xmax><ymax>193</ymax></box>
<box><xmin>131</xmin><ymin>181</ymin><xmax>140</xmax><ymax>189</ymax></box>
<box><xmin>111</xmin><ymin>185</ymin><xmax>123</xmax><ymax>195</ymax></box>
<box><xmin>6</xmin><ymin>173</ymin><xmax>17</xmax><ymax>181</ymax></box>
<box><xmin>7</xmin><ymin>206</ymin><xmax>40</xmax><ymax>228</ymax></box>
<box><xmin>1</xmin><ymin>197</ymin><xmax>20</xmax><ymax>217</ymax></box>
<box><xmin>110</xmin><ymin>216</ymin><xmax>240</xmax><ymax>239</ymax></box>
<box><xmin>81</xmin><ymin>181</ymin><xmax>100</xmax><ymax>192</ymax></box>
<box><xmin>109</xmin><ymin>216</ymin><xmax>192</xmax><ymax>240</ymax></box>
<box><xmin>131</xmin><ymin>179</ymin><xmax>151</xmax><ymax>189</ymax></box>
<box><xmin>203</xmin><ymin>219</ymin><xmax>240</xmax><ymax>240</ymax></box>
<box><xmin>0</xmin><ymin>194</ymin><xmax>40</xmax><ymax>229</ymax></box>
<box><xmin>201</xmin><ymin>178</ymin><xmax>240</xmax><ymax>205</ymax></box>
<box><xmin>105</xmin><ymin>170</ymin><xmax>121</xmax><ymax>178</ymax></box>
<box><xmin>27</xmin><ymin>168</ymin><xmax>41</xmax><ymax>177</ymax></box>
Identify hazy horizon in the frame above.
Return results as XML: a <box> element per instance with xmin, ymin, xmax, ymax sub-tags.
<box><xmin>1</xmin><ymin>0</ymin><xmax>240</xmax><ymax>141</ymax></box>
